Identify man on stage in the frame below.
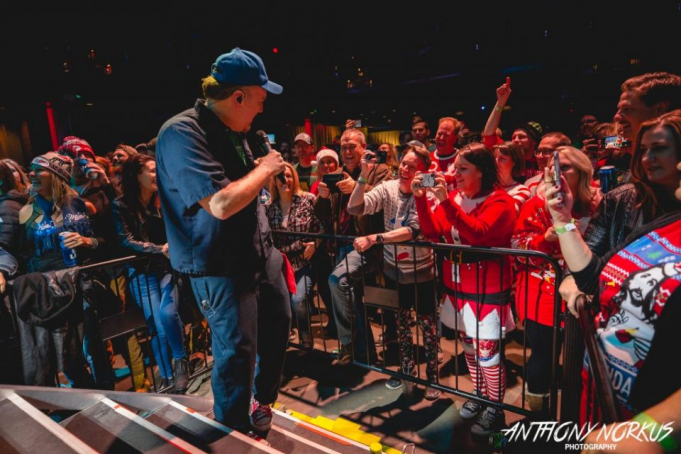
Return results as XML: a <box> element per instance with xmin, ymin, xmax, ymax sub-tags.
<box><xmin>156</xmin><ymin>47</ymin><xmax>290</xmax><ymax>433</ymax></box>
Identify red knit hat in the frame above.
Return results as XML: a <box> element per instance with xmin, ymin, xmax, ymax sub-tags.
<box><xmin>58</xmin><ymin>136</ymin><xmax>96</xmax><ymax>160</ymax></box>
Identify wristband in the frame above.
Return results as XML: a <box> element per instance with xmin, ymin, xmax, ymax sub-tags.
<box><xmin>555</xmin><ymin>219</ymin><xmax>577</xmax><ymax>235</ymax></box>
<box><xmin>494</xmin><ymin>105</ymin><xmax>502</xmax><ymax>112</ymax></box>
<box><xmin>90</xmin><ymin>237</ymin><xmax>99</xmax><ymax>249</ymax></box>
<box><xmin>632</xmin><ymin>412</ymin><xmax>677</xmax><ymax>452</ymax></box>
<box><xmin>357</xmin><ymin>177</ymin><xmax>368</xmax><ymax>185</ymax></box>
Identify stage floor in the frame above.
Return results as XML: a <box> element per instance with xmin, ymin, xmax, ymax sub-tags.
<box><xmin>171</xmin><ymin>319</ymin><xmax>544</xmax><ymax>454</ymax></box>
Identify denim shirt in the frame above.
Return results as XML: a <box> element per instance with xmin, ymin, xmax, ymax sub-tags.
<box><xmin>156</xmin><ymin>99</ymin><xmax>273</xmax><ymax>277</ymax></box>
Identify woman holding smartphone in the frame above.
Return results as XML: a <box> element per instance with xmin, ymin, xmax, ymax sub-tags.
<box><xmin>413</xmin><ymin>143</ymin><xmax>517</xmax><ymax>437</ymax></box>
<box><xmin>511</xmin><ymin>146</ymin><xmax>601</xmax><ymax>412</ymax></box>
<box><xmin>545</xmin><ymin>110</ymin><xmax>681</xmax><ymax>425</ymax></box>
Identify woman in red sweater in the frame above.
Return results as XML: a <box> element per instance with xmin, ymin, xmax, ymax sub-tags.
<box><xmin>413</xmin><ymin>143</ymin><xmax>517</xmax><ymax>437</ymax></box>
<box><xmin>512</xmin><ymin>146</ymin><xmax>602</xmax><ymax>412</ymax></box>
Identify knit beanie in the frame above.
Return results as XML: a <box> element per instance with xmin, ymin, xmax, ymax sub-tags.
<box><xmin>315</xmin><ymin>148</ymin><xmax>339</xmax><ymax>165</ymax></box>
<box><xmin>515</xmin><ymin>121</ymin><xmax>544</xmax><ymax>144</ymax></box>
<box><xmin>58</xmin><ymin>136</ymin><xmax>95</xmax><ymax>160</ymax></box>
<box><xmin>31</xmin><ymin>152</ymin><xmax>73</xmax><ymax>182</ymax></box>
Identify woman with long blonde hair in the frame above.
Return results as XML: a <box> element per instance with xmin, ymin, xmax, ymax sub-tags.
<box><xmin>266</xmin><ymin>162</ymin><xmax>323</xmax><ymax>347</ymax></box>
<box><xmin>512</xmin><ymin>145</ymin><xmax>602</xmax><ymax>412</ymax></box>
<box><xmin>19</xmin><ymin>152</ymin><xmax>98</xmax><ymax>273</ymax></box>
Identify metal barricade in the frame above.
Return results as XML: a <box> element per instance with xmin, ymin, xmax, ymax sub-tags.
<box><xmin>273</xmin><ymin>230</ymin><xmax>565</xmax><ymax>420</ymax></box>
<box><xmin>5</xmin><ymin>255</ymin><xmax>213</xmax><ymax>393</ymax></box>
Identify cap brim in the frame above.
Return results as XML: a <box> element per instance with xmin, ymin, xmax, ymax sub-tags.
<box><xmin>262</xmin><ymin>80</ymin><xmax>283</xmax><ymax>95</ymax></box>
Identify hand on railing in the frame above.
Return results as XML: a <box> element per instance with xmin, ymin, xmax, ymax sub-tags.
<box><xmin>561</xmin><ymin>276</ymin><xmax>587</xmax><ymax>318</ymax></box>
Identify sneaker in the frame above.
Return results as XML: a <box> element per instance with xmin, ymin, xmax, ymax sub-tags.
<box><xmin>245</xmin><ymin>431</ymin><xmax>271</xmax><ymax>446</ymax></box>
<box><xmin>425</xmin><ymin>386</ymin><xmax>441</xmax><ymax>401</ymax></box>
<box><xmin>471</xmin><ymin>407</ymin><xmax>505</xmax><ymax>437</ymax></box>
<box><xmin>460</xmin><ymin>399</ymin><xmax>484</xmax><ymax>420</ymax></box>
<box><xmin>385</xmin><ymin>378</ymin><xmax>402</xmax><ymax>390</ymax></box>
<box><xmin>333</xmin><ymin>343</ymin><xmax>353</xmax><ymax>366</ymax></box>
<box><xmin>134</xmin><ymin>378</ymin><xmax>152</xmax><ymax>393</ymax></box>
<box><xmin>250</xmin><ymin>399</ymin><xmax>273</xmax><ymax>432</ymax></box>
<box><xmin>172</xmin><ymin>358</ymin><xmax>191</xmax><ymax>392</ymax></box>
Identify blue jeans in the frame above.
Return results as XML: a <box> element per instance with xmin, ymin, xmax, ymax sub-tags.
<box><xmin>328</xmin><ymin>246</ymin><xmax>376</xmax><ymax>360</ymax></box>
<box><xmin>190</xmin><ymin>251</ymin><xmax>291</xmax><ymax>429</ymax></box>
<box><xmin>291</xmin><ymin>266</ymin><xmax>315</xmax><ymax>340</ymax></box>
<box><xmin>128</xmin><ymin>270</ymin><xmax>185</xmax><ymax>379</ymax></box>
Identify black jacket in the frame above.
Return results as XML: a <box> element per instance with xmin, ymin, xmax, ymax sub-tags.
<box><xmin>0</xmin><ymin>189</ymin><xmax>28</xmax><ymax>255</ymax></box>
<box><xmin>584</xmin><ymin>183</ymin><xmax>681</xmax><ymax>257</ymax></box>
<box><xmin>111</xmin><ymin>196</ymin><xmax>169</xmax><ymax>273</ymax></box>
<box><xmin>7</xmin><ymin>267</ymin><xmax>94</xmax><ymax>387</ymax></box>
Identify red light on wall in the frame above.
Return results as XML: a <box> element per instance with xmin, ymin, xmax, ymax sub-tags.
<box><xmin>272</xmin><ymin>47</ymin><xmax>279</xmax><ymax>54</ymax></box>
<box><xmin>45</xmin><ymin>102</ymin><xmax>58</xmax><ymax>150</ymax></box>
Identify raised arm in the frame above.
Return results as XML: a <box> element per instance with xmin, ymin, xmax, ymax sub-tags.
<box><xmin>482</xmin><ymin>77</ymin><xmax>512</xmax><ymax>149</ymax></box>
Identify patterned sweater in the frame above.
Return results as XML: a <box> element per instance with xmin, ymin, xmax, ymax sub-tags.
<box><xmin>266</xmin><ymin>192</ymin><xmax>323</xmax><ymax>271</ymax></box>
<box><xmin>362</xmin><ymin>179</ymin><xmax>435</xmax><ymax>283</ymax></box>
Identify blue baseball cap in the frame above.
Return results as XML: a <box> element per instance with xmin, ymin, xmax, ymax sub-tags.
<box><xmin>210</xmin><ymin>47</ymin><xmax>283</xmax><ymax>95</ymax></box>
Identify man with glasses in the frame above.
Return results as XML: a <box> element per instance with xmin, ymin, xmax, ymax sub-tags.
<box><xmin>524</xmin><ymin>132</ymin><xmax>571</xmax><ymax>195</ymax></box>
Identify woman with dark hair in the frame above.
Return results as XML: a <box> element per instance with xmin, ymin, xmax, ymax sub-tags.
<box><xmin>512</xmin><ymin>146</ymin><xmax>602</xmax><ymax>412</ymax></box>
<box><xmin>112</xmin><ymin>154</ymin><xmax>190</xmax><ymax>391</ymax></box>
<box><xmin>546</xmin><ymin>110</ymin><xmax>681</xmax><ymax>424</ymax></box>
<box><xmin>2</xmin><ymin>159</ymin><xmax>30</xmax><ymax>195</ymax></box>
<box><xmin>493</xmin><ymin>141</ymin><xmax>530</xmax><ymax>214</ymax></box>
<box><xmin>413</xmin><ymin>142</ymin><xmax>517</xmax><ymax>437</ymax></box>
<box><xmin>266</xmin><ymin>162</ymin><xmax>323</xmax><ymax>347</ymax></box>
<box><xmin>0</xmin><ymin>161</ymin><xmax>28</xmax><ymax>257</ymax></box>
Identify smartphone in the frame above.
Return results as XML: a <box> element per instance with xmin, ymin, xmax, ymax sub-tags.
<box><xmin>375</xmin><ymin>150</ymin><xmax>388</xmax><ymax>164</ymax></box>
<box><xmin>421</xmin><ymin>172</ymin><xmax>436</xmax><ymax>188</ymax></box>
<box><xmin>354</xmin><ymin>119</ymin><xmax>362</xmax><ymax>128</ymax></box>
<box><xmin>322</xmin><ymin>173</ymin><xmax>344</xmax><ymax>193</ymax></box>
<box><xmin>553</xmin><ymin>150</ymin><xmax>564</xmax><ymax>206</ymax></box>
<box><xmin>600</xmin><ymin>135</ymin><xmax>631</xmax><ymax>149</ymax></box>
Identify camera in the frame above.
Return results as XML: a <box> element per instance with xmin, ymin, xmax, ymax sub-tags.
<box><xmin>322</xmin><ymin>173</ymin><xmax>344</xmax><ymax>193</ymax></box>
<box><xmin>600</xmin><ymin>135</ymin><xmax>631</xmax><ymax>149</ymax></box>
<box><xmin>375</xmin><ymin>150</ymin><xmax>388</xmax><ymax>164</ymax></box>
<box><xmin>421</xmin><ymin>172</ymin><xmax>436</xmax><ymax>188</ymax></box>
<box><xmin>354</xmin><ymin>119</ymin><xmax>362</xmax><ymax>128</ymax></box>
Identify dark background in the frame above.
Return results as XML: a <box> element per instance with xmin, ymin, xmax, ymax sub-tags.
<box><xmin>1</xmin><ymin>1</ymin><xmax>680</xmax><ymax>156</ymax></box>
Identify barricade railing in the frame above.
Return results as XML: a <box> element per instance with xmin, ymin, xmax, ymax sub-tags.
<box><xmin>6</xmin><ymin>255</ymin><xmax>213</xmax><ymax>394</ymax></box>
<box><xmin>561</xmin><ymin>294</ymin><xmax>621</xmax><ymax>424</ymax></box>
<box><xmin>273</xmin><ymin>230</ymin><xmax>565</xmax><ymax>420</ymax></box>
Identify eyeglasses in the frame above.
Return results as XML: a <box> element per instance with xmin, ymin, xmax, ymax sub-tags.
<box><xmin>535</xmin><ymin>148</ymin><xmax>554</xmax><ymax>157</ymax></box>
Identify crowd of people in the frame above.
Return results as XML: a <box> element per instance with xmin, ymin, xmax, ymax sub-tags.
<box><xmin>1</xmin><ymin>47</ymin><xmax>681</xmax><ymax>448</ymax></box>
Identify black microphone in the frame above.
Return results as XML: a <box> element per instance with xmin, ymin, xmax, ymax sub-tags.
<box><xmin>255</xmin><ymin>130</ymin><xmax>286</xmax><ymax>184</ymax></box>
